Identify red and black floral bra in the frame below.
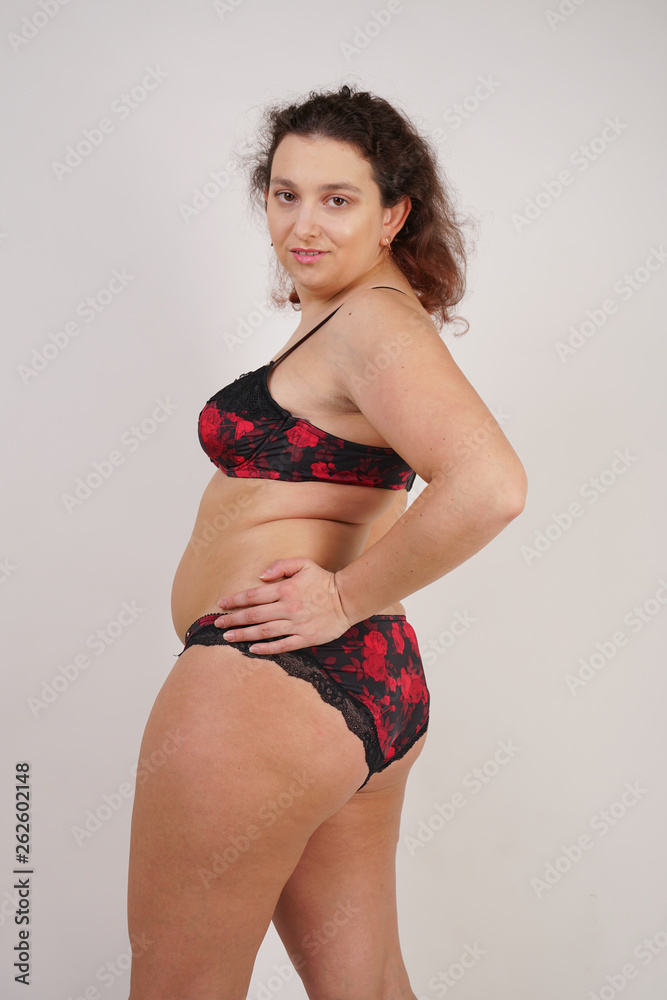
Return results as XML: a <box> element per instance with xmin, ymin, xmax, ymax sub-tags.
<box><xmin>198</xmin><ymin>286</ymin><xmax>417</xmax><ymax>491</ymax></box>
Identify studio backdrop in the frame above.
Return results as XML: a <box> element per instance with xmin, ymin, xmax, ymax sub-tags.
<box><xmin>2</xmin><ymin>1</ymin><xmax>666</xmax><ymax>998</ymax></box>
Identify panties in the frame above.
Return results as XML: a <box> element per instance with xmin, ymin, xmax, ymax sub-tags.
<box><xmin>178</xmin><ymin>613</ymin><xmax>430</xmax><ymax>790</ymax></box>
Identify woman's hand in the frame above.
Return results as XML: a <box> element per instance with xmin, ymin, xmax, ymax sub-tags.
<box><xmin>214</xmin><ymin>557</ymin><xmax>354</xmax><ymax>653</ymax></box>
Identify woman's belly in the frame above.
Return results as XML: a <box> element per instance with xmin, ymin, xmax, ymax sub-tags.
<box><xmin>171</xmin><ymin>471</ymin><xmax>406</xmax><ymax>644</ymax></box>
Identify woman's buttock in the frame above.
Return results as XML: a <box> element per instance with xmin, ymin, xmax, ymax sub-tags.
<box><xmin>175</xmin><ymin>611</ymin><xmax>430</xmax><ymax>791</ymax></box>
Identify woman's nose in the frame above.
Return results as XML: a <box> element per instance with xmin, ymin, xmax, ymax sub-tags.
<box><xmin>292</xmin><ymin>203</ymin><xmax>321</xmax><ymax>240</ymax></box>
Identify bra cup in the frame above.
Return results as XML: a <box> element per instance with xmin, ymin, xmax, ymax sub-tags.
<box><xmin>197</xmin><ymin>286</ymin><xmax>417</xmax><ymax>490</ymax></box>
<box><xmin>205</xmin><ymin>366</ymin><xmax>269</xmax><ymax>415</ymax></box>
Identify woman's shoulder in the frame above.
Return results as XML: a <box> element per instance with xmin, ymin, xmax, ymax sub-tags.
<box><xmin>334</xmin><ymin>283</ymin><xmax>441</xmax><ymax>353</ymax></box>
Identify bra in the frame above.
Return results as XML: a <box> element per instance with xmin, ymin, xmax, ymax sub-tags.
<box><xmin>198</xmin><ymin>286</ymin><xmax>417</xmax><ymax>491</ymax></box>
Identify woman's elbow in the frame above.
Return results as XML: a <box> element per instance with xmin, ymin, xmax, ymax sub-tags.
<box><xmin>474</xmin><ymin>459</ymin><xmax>528</xmax><ymax>526</ymax></box>
<box><xmin>497</xmin><ymin>462</ymin><xmax>528</xmax><ymax>521</ymax></box>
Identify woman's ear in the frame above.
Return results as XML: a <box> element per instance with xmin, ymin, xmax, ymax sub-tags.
<box><xmin>384</xmin><ymin>195</ymin><xmax>412</xmax><ymax>241</ymax></box>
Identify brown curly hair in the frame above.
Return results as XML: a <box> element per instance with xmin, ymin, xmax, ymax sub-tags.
<box><xmin>236</xmin><ymin>83</ymin><xmax>477</xmax><ymax>334</ymax></box>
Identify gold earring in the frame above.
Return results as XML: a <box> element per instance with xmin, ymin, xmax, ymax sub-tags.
<box><xmin>384</xmin><ymin>237</ymin><xmax>393</xmax><ymax>255</ymax></box>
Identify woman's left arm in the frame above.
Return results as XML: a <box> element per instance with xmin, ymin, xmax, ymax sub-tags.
<box><xmin>330</xmin><ymin>293</ymin><xmax>527</xmax><ymax>620</ymax></box>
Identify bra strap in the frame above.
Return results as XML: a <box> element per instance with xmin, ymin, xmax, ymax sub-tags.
<box><xmin>271</xmin><ymin>286</ymin><xmax>407</xmax><ymax>367</ymax></box>
<box><xmin>272</xmin><ymin>304</ymin><xmax>344</xmax><ymax>367</ymax></box>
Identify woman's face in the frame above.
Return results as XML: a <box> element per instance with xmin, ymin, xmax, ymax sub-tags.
<box><xmin>265</xmin><ymin>133</ymin><xmax>404</xmax><ymax>300</ymax></box>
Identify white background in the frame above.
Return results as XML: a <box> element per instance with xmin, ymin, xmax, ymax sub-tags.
<box><xmin>2</xmin><ymin>0</ymin><xmax>666</xmax><ymax>997</ymax></box>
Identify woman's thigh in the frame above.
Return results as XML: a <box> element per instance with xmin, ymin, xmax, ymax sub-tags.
<box><xmin>127</xmin><ymin>643</ymin><xmax>370</xmax><ymax>1000</ymax></box>
<box><xmin>272</xmin><ymin>731</ymin><xmax>428</xmax><ymax>1000</ymax></box>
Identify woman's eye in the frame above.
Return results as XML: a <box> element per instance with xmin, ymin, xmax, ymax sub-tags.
<box><xmin>275</xmin><ymin>192</ymin><xmax>347</xmax><ymax>206</ymax></box>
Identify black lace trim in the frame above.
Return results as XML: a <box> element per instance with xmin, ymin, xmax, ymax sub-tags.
<box><xmin>181</xmin><ymin>625</ymin><xmax>384</xmax><ymax>782</ymax></box>
<box><xmin>206</xmin><ymin>367</ymin><xmax>269</xmax><ymax>416</ymax></box>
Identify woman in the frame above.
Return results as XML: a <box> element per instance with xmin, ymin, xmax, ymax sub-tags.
<box><xmin>127</xmin><ymin>84</ymin><xmax>527</xmax><ymax>999</ymax></box>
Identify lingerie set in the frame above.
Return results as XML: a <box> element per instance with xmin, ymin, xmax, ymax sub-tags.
<box><xmin>179</xmin><ymin>287</ymin><xmax>430</xmax><ymax>789</ymax></box>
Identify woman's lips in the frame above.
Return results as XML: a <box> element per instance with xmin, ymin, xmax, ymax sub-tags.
<box><xmin>290</xmin><ymin>250</ymin><xmax>328</xmax><ymax>263</ymax></box>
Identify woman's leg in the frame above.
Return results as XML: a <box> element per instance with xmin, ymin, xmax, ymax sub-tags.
<box><xmin>126</xmin><ymin>641</ymin><xmax>370</xmax><ymax>1000</ymax></box>
<box><xmin>272</xmin><ymin>733</ymin><xmax>428</xmax><ymax>1000</ymax></box>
